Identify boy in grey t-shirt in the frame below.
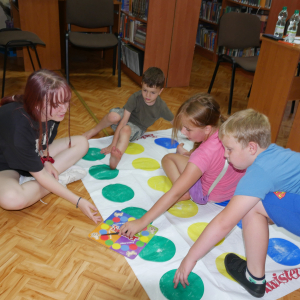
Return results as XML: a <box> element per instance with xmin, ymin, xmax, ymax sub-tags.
<box><xmin>83</xmin><ymin>67</ymin><xmax>174</xmax><ymax>169</ymax></box>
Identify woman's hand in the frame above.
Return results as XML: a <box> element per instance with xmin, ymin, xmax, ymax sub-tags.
<box><xmin>119</xmin><ymin>219</ymin><xmax>145</xmax><ymax>238</ymax></box>
<box><xmin>173</xmin><ymin>256</ymin><xmax>197</xmax><ymax>288</ymax></box>
<box><xmin>44</xmin><ymin>161</ymin><xmax>59</xmax><ymax>180</ymax></box>
<box><xmin>101</xmin><ymin>144</ymin><xmax>113</xmax><ymax>155</ymax></box>
<box><xmin>78</xmin><ymin>198</ymin><xmax>102</xmax><ymax>224</ymax></box>
<box><xmin>176</xmin><ymin>143</ymin><xmax>190</xmax><ymax>156</ymax></box>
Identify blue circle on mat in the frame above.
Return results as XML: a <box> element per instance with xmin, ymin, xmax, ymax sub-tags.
<box><xmin>267</xmin><ymin>238</ymin><xmax>300</xmax><ymax>266</ymax></box>
<box><xmin>100</xmin><ymin>229</ymin><xmax>107</xmax><ymax>234</ymax></box>
<box><xmin>120</xmin><ymin>216</ymin><xmax>128</xmax><ymax>222</ymax></box>
<box><xmin>154</xmin><ymin>138</ymin><xmax>179</xmax><ymax>149</ymax></box>
<box><xmin>121</xmin><ymin>245</ymin><xmax>129</xmax><ymax>251</ymax></box>
<box><xmin>142</xmin><ymin>231</ymin><xmax>149</xmax><ymax>236</ymax></box>
<box><xmin>237</xmin><ymin>220</ymin><xmax>242</xmax><ymax>229</ymax></box>
<box><xmin>215</xmin><ymin>200</ymin><xmax>230</xmax><ymax>207</ymax></box>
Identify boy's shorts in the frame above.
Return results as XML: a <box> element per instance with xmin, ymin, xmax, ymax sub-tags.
<box><xmin>262</xmin><ymin>192</ymin><xmax>300</xmax><ymax>236</ymax></box>
<box><xmin>109</xmin><ymin>107</ymin><xmax>145</xmax><ymax>142</ymax></box>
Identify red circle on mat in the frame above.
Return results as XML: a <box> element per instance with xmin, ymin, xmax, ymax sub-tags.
<box><xmin>129</xmin><ymin>244</ymin><xmax>138</xmax><ymax>250</ymax></box>
<box><xmin>101</xmin><ymin>235</ymin><xmax>109</xmax><ymax>241</ymax></box>
<box><xmin>143</xmin><ymin>227</ymin><xmax>147</xmax><ymax>231</ymax></box>
<box><xmin>112</xmin><ymin>217</ymin><xmax>120</xmax><ymax>223</ymax></box>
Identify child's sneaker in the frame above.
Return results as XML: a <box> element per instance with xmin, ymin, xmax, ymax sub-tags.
<box><xmin>58</xmin><ymin>165</ymin><xmax>87</xmax><ymax>186</ymax></box>
<box><xmin>224</xmin><ymin>253</ymin><xmax>266</xmax><ymax>298</ymax></box>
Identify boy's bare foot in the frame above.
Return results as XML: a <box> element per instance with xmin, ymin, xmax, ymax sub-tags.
<box><xmin>83</xmin><ymin>128</ymin><xmax>97</xmax><ymax>140</ymax></box>
<box><xmin>110</xmin><ymin>146</ymin><xmax>123</xmax><ymax>169</ymax></box>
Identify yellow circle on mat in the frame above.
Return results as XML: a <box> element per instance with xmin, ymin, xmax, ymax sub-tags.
<box><xmin>140</xmin><ymin>236</ymin><xmax>149</xmax><ymax>243</ymax></box>
<box><xmin>101</xmin><ymin>224</ymin><xmax>110</xmax><ymax>230</ymax></box>
<box><xmin>128</xmin><ymin>217</ymin><xmax>136</xmax><ymax>221</ymax></box>
<box><xmin>188</xmin><ymin>222</ymin><xmax>224</xmax><ymax>246</ymax></box>
<box><xmin>148</xmin><ymin>176</ymin><xmax>172</xmax><ymax>193</ymax></box>
<box><xmin>168</xmin><ymin>200</ymin><xmax>198</xmax><ymax>218</ymax></box>
<box><xmin>132</xmin><ymin>158</ymin><xmax>160</xmax><ymax>171</ymax></box>
<box><xmin>216</xmin><ymin>253</ymin><xmax>246</xmax><ymax>282</ymax></box>
<box><xmin>112</xmin><ymin>243</ymin><xmax>121</xmax><ymax>250</ymax></box>
<box><xmin>125</xmin><ymin>143</ymin><xmax>144</xmax><ymax>155</ymax></box>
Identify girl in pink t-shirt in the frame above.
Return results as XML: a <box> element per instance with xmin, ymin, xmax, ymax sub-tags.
<box><xmin>120</xmin><ymin>93</ymin><xmax>245</xmax><ymax>237</ymax></box>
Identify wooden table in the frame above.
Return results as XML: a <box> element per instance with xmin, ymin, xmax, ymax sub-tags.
<box><xmin>247</xmin><ymin>37</ymin><xmax>300</xmax><ymax>151</ymax></box>
<box><xmin>10</xmin><ymin>0</ymin><xmax>121</xmax><ymax>72</ymax></box>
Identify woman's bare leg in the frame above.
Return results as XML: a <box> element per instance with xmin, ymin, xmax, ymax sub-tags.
<box><xmin>0</xmin><ymin>136</ymin><xmax>89</xmax><ymax>210</ymax></box>
<box><xmin>162</xmin><ymin>153</ymin><xmax>190</xmax><ymax>202</ymax></box>
<box><xmin>48</xmin><ymin>135</ymin><xmax>89</xmax><ymax>173</ymax></box>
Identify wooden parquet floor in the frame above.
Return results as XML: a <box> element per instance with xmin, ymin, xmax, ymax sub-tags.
<box><xmin>0</xmin><ymin>48</ymin><xmax>299</xmax><ymax>300</ymax></box>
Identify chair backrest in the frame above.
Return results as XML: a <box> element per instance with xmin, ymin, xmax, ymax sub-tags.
<box><xmin>218</xmin><ymin>12</ymin><xmax>261</xmax><ymax>49</ymax></box>
<box><xmin>66</xmin><ymin>0</ymin><xmax>114</xmax><ymax>28</ymax></box>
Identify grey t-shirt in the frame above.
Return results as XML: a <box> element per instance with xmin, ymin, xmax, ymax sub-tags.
<box><xmin>123</xmin><ymin>90</ymin><xmax>174</xmax><ymax>132</ymax></box>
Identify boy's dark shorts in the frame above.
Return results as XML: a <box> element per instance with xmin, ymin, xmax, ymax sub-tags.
<box><xmin>262</xmin><ymin>192</ymin><xmax>300</xmax><ymax>236</ymax></box>
<box><xmin>109</xmin><ymin>107</ymin><xmax>145</xmax><ymax>142</ymax></box>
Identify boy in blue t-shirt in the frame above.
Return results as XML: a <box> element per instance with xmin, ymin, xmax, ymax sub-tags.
<box><xmin>173</xmin><ymin>109</ymin><xmax>300</xmax><ymax>298</ymax></box>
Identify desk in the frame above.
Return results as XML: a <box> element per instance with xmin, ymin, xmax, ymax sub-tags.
<box><xmin>10</xmin><ymin>0</ymin><xmax>121</xmax><ymax>72</ymax></box>
<box><xmin>247</xmin><ymin>37</ymin><xmax>300</xmax><ymax>152</ymax></box>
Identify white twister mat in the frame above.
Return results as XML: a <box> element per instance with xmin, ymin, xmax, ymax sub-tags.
<box><xmin>76</xmin><ymin>129</ymin><xmax>300</xmax><ymax>300</ymax></box>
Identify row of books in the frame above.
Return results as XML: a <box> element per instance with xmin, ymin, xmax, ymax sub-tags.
<box><xmin>228</xmin><ymin>0</ymin><xmax>272</xmax><ymax>9</ymax></box>
<box><xmin>196</xmin><ymin>24</ymin><xmax>217</xmax><ymax>52</ymax></box>
<box><xmin>218</xmin><ymin>46</ymin><xmax>260</xmax><ymax>57</ymax></box>
<box><xmin>121</xmin><ymin>43</ymin><xmax>144</xmax><ymax>76</ymax></box>
<box><xmin>121</xmin><ymin>0</ymin><xmax>149</xmax><ymax>20</ymax></box>
<box><xmin>120</xmin><ymin>13</ymin><xmax>147</xmax><ymax>48</ymax></box>
<box><xmin>200</xmin><ymin>0</ymin><xmax>222</xmax><ymax>23</ymax></box>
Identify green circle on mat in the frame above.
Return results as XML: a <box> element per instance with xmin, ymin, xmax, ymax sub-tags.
<box><xmin>136</xmin><ymin>241</ymin><xmax>144</xmax><ymax>247</ymax></box>
<box><xmin>102</xmin><ymin>184</ymin><xmax>134</xmax><ymax>202</ymax></box>
<box><xmin>105</xmin><ymin>240</ymin><xmax>114</xmax><ymax>246</ymax></box>
<box><xmin>82</xmin><ymin>148</ymin><xmax>105</xmax><ymax>161</ymax></box>
<box><xmin>121</xmin><ymin>207</ymin><xmax>152</xmax><ymax>224</ymax></box>
<box><xmin>139</xmin><ymin>236</ymin><xmax>176</xmax><ymax>262</ymax></box>
<box><xmin>105</xmin><ymin>220</ymin><xmax>114</xmax><ymax>226</ymax></box>
<box><xmin>89</xmin><ymin>164</ymin><xmax>119</xmax><ymax>180</ymax></box>
<box><xmin>160</xmin><ymin>269</ymin><xmax>204</xmax><ymax>300</ymax></box>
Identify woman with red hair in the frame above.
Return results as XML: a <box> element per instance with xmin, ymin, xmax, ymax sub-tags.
<box><xmin>0</xmin><ymin>69</ymin><xmax>101</xmax><ymax>224</ymax></box>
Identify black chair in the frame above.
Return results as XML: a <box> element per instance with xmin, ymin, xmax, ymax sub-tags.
<box><xmin>208</xmin><ymin>12</ymin><xmax>261</xmax><ymax>114</ymax></box>
<box><xmin>0</xmin><ymin>28</ymin><xmax>45</xmax><ymax>97</ymax></box>
<box><xmin>65</xmin><ymin>0</ymin><xmax>121</xmax><ymax>87</ymax></box>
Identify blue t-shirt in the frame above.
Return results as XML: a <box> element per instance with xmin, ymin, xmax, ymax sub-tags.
<box><xmin>234</xmin><ymin>144</ymin><xmax>300</xmax><ymax>200</ymax></box>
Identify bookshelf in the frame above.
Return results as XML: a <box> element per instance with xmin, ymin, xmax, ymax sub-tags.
<box><xmin>196</xmin><ymin>0</ymin><xmax>272</xmax><ymax>62</ymax></box>
<box><xmin>120</xmin><ymin>0</ymin><xmax>202</xmax><ymax>87</ymax></box>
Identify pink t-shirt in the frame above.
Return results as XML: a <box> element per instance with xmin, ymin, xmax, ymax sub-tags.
<box><xmin>189</xmin><ymin>131</ymin><xmax>245</xmax><ymax>202</ymax></box>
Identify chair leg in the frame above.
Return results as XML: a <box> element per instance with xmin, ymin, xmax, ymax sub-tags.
<box><xmin>208</xmin><ymin>58</ymin><xmax>221</xmax><ymax>93</ymax></box>
<box><xmin>113</xmin><ymin>46</ymin><xmax>116</xmax><ymax>76</ymax></box>
<box><xmin>247</xmin><ymin>84</ymin><xmax>252</xmax><ymax>98</ymax></box>
<box><xmin>118</xmin><ymin>37</ymin><xmax>121</xmax><ymax>87</ymax></box>
<box><xmin>2</xmin><ymin>47</ymin><xmax>8</xmax><ymax>98</ymax></box>
<box><xmin>27</xmin><ymin>46</ymin><xmax>35</xmax><ymax>71</ymax></box>
<box><xmin>291</xmin><ymin>100</ymin><xmax>296</xmax><ymax>114</ymax></box>
<box><xmin>66</xmin><ymin>35</ymin><xmax>69</xmax><ymax>84</ymax></box>
<box><xmin>228</xmin><ymin>64</ymin><xmax>236</xmax><ymax>115</ymax></box>
<box><xmin>33</xmin><ymin>46</ymin><xmax>42</xmax><ymax>69</ymax></box>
